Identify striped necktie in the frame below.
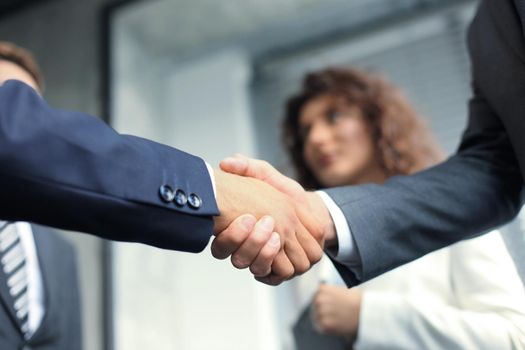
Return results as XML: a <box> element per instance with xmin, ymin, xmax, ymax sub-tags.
<box><xmin>0</xmin><ymin>222</ymin><xmax>30</xmax><ymax>338</ymax></box>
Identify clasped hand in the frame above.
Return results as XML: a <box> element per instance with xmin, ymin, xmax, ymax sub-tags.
<box><xmin>212</xmin><ymin>155</ymin><xmax>335</xmax><ymax>285</ymax></box>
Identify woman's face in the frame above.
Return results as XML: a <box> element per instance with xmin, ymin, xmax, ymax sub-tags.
<box><xmin>299</xmin><ymin>94</ymin><xmax>385</xmax><ymax>187</ymax></box>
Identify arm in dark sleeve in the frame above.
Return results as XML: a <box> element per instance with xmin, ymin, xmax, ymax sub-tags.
<box><xmin>0</xmin><ymin>80</ymin><xmax>219</xmax><ymax>252</ymax></box>
<box><xmin>327</xmin><ymin>0</ymin><xmax>525</xmax><ymax>286</ymax></box>
<box><xmin>328</xmin><ymin>88</ymin><xmax>523</xmax><ymax>286</ymax></box>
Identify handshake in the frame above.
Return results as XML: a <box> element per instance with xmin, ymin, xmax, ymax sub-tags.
<box><xmin>211</xmin><ymin>155</ymin><xmax>337</xmax><ymax>286</ymax></box>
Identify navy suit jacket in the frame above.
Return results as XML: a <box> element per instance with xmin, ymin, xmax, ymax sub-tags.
<box><xmin>328</xmin><ymin>0</ymin><xmax>525</xmax><ymax>286</ymax></box>
<box><xmin>0</xmin><ymin>81</ymin><xmax>219</xmax><ymax>252</ymax></box>
<box><xmin>0</xmin><ymin>225</ymin><xmax>82</xmax><ymax>350</ymax></box>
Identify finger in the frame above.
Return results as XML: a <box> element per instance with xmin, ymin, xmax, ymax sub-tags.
<box><xmin>211</xmin><ymin>214</ymin><xmax>256</xmax><ymax>260</ymax></box>
<box><xmin>312</xmin><ymin>314</ymin><xmax>325</xmax><ymax>334</ymax></box>
<box><xmin>231</xmin><ymin>216</ymin><xmax>275</xmax><ymax>269</ymax></box>
<box><xmin>313</xmin><ymin>287</ymin><xmax>331</xmax><ymax>315</ymax></box>
<box><xmin>295</xmin><ymin>223</ymin><xmax>324</xmax><ymax>265</ymax></box>
<box><xmin>221</xmin><ymin>156</ymin><xmax>306</xmax><ymax>203</ymax></box>
<box><xmin>270</xmin><ymin>250</ymin><xmax>295</xmax><ymax>281</ymax></box>
<box><xmin>220</xmin><ymin>156</ymin><xmax>250</xmax><ymax>177</ymax></box>
<box><xmin>312</xmin><ymin>294</ymin><xmax>326</xmax><ymax>334</ymax></box>
<box><xmin>220</xmin><ymin>156</ymin><xmax>280</xmax><ymax>186</ymax></box>
<box><xmin>254</xmin><ymin>273</ymin><xmax>285</xmax><ymax>286</ymax></box>
<box><xmin>250</xmin><ymin>232</ymin><xmax>281</xmax><ymax>277</ymax></box>
<box><xmin>220</xmin><ymin>154</ymin><xmax>269</xmax><ymax>179</ymax></box>
<box><xmin>254</xmin><ymin>268</ymin><xmax>290</xmax><ymax>286</ymax></box>
<box><xmin>282</xmin><ymin>225</ymin><xmax>312</xmax><ymax>275</ymax></box>
<box><xmin>232</xmin><ymin>155</ymin><xmax>277</xmax><ymax>181</ymax></box>
<box><xmin>241</xmin><ymin>156</ymin><xmax>304</xmax><ymax>196</ymax></box>
<box><xmin>310</xmin><ymin>299</ymin><xmax>322</xmax><ymax>332</ymax></box>
<box><xmin>254</xmin><ymin>275</ymin><xmax>277</xmax><ymax>286</ymax></box>
<box><xmin>295</xmin><ymin>202</ymin><xmax>325</xmax><ymax>246</ymax></box>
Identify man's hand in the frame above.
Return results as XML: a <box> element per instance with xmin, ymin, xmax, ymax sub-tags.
<box><xmin>218</xmin><ymin>155</ymin><xmax>336</xmax><ymax>285</ymax></box>
<box><xmin>211</xmin><ymin>169</ymin><xmax>322</xmax><ymax>283</ymax></box>
<box><xmin>212</xmin><ymin>214</ymin><xmax>281</xmax><ymax>277</ymax></box>
<box><xmin>312</xmin><ymin>284</ymin><xmax>361</xmax><ymax>342</ymax></box>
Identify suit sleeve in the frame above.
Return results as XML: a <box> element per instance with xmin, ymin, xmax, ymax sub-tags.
<box><xmin>328</xmin><ymin>89</ymin><xmax>523</xmax><ymax>285</ymax></box>
<box><xmin>0</xmin><ymin>80</ymin><xmax>219</xmax><ymax>252</ymax></box>
<box><xmin>327</xmin><ymin>0</ymin><xmax>524</xmax><ymax>286</ymax></box>
<box><xmin>354</xmin><ymin>233</ymin><xmax>525</xmax><ymax>350</ymax></box>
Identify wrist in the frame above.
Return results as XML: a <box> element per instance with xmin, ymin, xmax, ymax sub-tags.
<box><xmin>307</xmin><ymin>192</ymin><xmax>337</xmax><ymax>246</ymax></box>
<box><xmin>212</xmin><ymin>169</ymin><xmax>235</xmax><ymax>233</ymax></box>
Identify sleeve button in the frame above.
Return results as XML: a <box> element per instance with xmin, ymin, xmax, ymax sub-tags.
<box><xmin>159</xmin><ymin>185</ymin><xmax>175</xmax><ymax>203</ymax></box>
<box><xmin>174</xmin><ymin>189</ymin><xmax>188</xmax><ymax>207</ymax></box>
<box><xmin>188</xmin><ymin>193</ymin><xmax>202</xmax><ymax>209</ymax></box>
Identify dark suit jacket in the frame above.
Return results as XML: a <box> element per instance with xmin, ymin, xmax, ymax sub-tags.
<box><xmin>0</xmin><ymin>225</ymin><xmax>82</xmax><ymax>350</ymax></box>
<box><xmin>328</xmin><ymin>0</ymin><xmax>525</xmax><ymax>286</ymax></box>
<box><xmin>0</xmin><ymin>81</ymin><xmax>219</xmax><ymax>253</ymax></box>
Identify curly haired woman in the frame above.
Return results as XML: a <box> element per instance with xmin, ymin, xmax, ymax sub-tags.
<box><xmin>284</xmin><ymin>68</ymin><xmax>525</xmax><ymax>349</ymax></box>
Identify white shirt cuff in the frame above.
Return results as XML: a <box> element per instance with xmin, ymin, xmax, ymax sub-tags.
<box><xmin>316</xmin><ymin>191</ymin><xmax>359</xmax><ymax>265</ymax></box>
<box><xmin>205</xmin><ymin>162</ymin><xmax>216</xmax><ymax>199</ymax></box>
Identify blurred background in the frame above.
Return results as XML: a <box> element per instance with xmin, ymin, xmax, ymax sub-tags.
<box><xmin>2</xmin><ymin>0</ymin><xmax>524</xmax><ymax>349</ymax></box>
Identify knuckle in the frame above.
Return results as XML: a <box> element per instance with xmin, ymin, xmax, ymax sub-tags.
<box><xmin>251</xmin><ymin>234</ymin><xmax>268</xmax><ymax>247</ymax></box>
<box><xmin>231</xmin><ymin>255</ymin><xmax>248</xmax><ymax>269</ymax></box>
<box><xmin>220</xmin><ymin>231</ymin><xmax>244</xmax><ymax>248</ymax></box>
<box><xmin>257</xmin><ymin>275</ymin><xmax>282</xmax><ymax>286</ymax></box>
<box><xmin>256</xmin><ymin>257</ymin><xmax>271</xmax><ymax>270</ymax></box>
<box><xmin>271</xmin><ymin>277</ymin><xmax>285</xmax><ymax>286</ymax></box>
<box><xmin>261</xmin><ymin>246</ymin><xmax>278</xmax><ymax>261</ymax></box>
<box><xmin>261</xmin><ymin>279</ymin><xmax>274</xmax><ymax>286</ymax></box>
<box><xmin>230</xmin><ymin>233</ymin><xmax>246</xmax><ymax>247</ymax></box>
<box><xmin>250</xmin><ymin>264</ymin><xmax>268</xmax><ymax>277</ymax></box>
<box><xmin>211</xmin><ymin>241</ymin><xmax>229</xmax><ymax>260</ymax></box>
<box><xmin>311</xmin><ymin>247</ymin><xmax>323</xmax><ymax>264</ymax></box>
<box><xmin>210</xmin><ymin>242</ymin><xmax>221</xmax><ymax>256</ymax></box>
<box><xmin>211</xmin><ymin>247</ymin><xmax>225</xmax><ymax>260</ymax></box>
<box><xmin>312</xmin><ymin>226</ymin><xmax>324</xmax><ymax>241</ymax></box>
<box><xmin>279</xmin><ymin>265</ymin><xmax>294</xmax><ymax>280</ymax></box>
<box><xmin>295</xmin><ymin>261</ymin><xmax>310</xmax><ymax>275</ymax></box>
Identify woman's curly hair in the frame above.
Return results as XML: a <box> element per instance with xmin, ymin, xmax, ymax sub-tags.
<box><xmin>283</xmin><ymin>67</ymin><xmax>443</xmax><ymax>189</ymax></box>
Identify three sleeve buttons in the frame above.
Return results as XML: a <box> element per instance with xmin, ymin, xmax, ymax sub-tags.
<box><xmin>159</xmin><ymin>185</ymin><xmax>201</xmax><ymax>210</ymax></box>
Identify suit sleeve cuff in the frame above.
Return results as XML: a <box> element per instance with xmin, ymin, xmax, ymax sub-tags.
<box><xmin>316</xmin><ymin>190</ymin><xmax>360</xmax><ymax>266</ymax></box>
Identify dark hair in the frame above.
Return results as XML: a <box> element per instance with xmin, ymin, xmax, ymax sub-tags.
<box><xmin>0</xmin><ymin>41</ymin><xmax>44</xmax><ymax>91</ymax></box>
<box><xmin>283</xmin><ymin>67</ymin><xmax>443</xmax><ymax>189</ymax></box>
